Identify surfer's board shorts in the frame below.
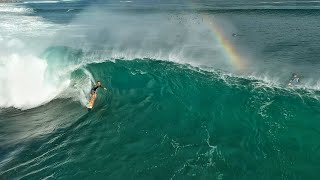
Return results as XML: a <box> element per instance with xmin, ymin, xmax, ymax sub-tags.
<box><xmin>91</xmin><ymin>92</ymin><xmax>97</xmax><ymax>97</ymax></box>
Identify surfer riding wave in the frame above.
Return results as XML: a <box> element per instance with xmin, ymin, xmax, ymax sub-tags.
<box><xmin>91</xmin><ymin>80</ymin><xmax>107</xmax><ymax>95</ymax></box>
<box><xmin>87</xmin><ymin>80</ymin><xmax>107</xmax><ymax>109</ymax></box>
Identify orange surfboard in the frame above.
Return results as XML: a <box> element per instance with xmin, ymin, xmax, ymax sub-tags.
<box><xmin>86</xmin><ymin>93</ymin><xmax>97</xmax><ymax>109</ymax></box>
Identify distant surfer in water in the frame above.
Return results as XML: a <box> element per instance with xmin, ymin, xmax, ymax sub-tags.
<box><xmin>86</xmin><ymin>80</ymin><xmax>107</xmax><ymax>109</ymax></box>
<box><xmin>232</xmin><ymin>33</ymin><xmax>244</xmax><ymax>37</ymax></box>
<box><xmin>288</xmin><ymin>73</ymin><xmax>300</xmax><ymax>86</ymax></box>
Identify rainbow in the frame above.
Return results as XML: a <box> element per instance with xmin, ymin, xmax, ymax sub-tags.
<box><xmin>202</xmin><ymin>15</ymin><xmax>246</xmax><ymax>70</ymax></box>
<box><xmin>188</xmin><ymin>1</ymin><xmax>246</xmax><ymax>70</ymax></box>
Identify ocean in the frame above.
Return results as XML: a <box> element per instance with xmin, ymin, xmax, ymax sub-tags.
<box><xmin>0</xmin><ymin>0</ymin><xmax>320</xmax><ymax>179</ymax></box>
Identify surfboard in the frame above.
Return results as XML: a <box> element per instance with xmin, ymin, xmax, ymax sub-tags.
<box><xmin>86</xmin><ymin>93</ymin><xmax>97</xmax><ymax>109</ymax></box>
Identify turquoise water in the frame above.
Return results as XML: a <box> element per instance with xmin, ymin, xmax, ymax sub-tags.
<box><xmin>1</xmin><ymin>1</ymin><xmax>320</xmax><ymax>179</ymax></box>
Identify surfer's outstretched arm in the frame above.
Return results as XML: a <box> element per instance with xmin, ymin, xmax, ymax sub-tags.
<box><xmin>100</xmin><ymin>85</ymin><xmax>107</xmax><ymax>91</ymax></box>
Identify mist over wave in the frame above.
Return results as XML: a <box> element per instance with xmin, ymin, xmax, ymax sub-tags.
<box><xmin>51</xmin><ymin>3</ymin><xmax>248</xmax><ymax>68</ymax></box>
<box><xmin>48</xmin><ymin>2</ymin><xmax>320</xmax><ymax>88</ymax></box>
<box><xmin>0</xmin><ymin>2</ymin><xmax>242</xmax><ymax>109</ymax></box>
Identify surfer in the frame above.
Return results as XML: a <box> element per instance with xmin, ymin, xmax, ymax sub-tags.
<box><xmin>86</xmin><ymin>81</ymin><xmax>107</xmax><ymax>109</ymax></box>
<box><xmin>232</xmin><ymin>33</ymin><xmax>244</xmax><ymax>37</ymax></box>
<box><xmin>288</xmin><ymin>73</ymin><xmax>300</xmax><ymax>86</ymax></box>
<box><xmin>91</xmin><ymin>80</ymin><xmax>107</xmax><ymax>95</ymax></box>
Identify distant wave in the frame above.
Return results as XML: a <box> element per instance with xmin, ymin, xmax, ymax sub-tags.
<box><xmin>0</xmin><ymin>4</ymin><xmax>33</xmax><ymax>13</ymax></box>
<box><xmin>23</xmin><ymin>0</ymin><xmax>59</xmax><ymax>4</ymax></box>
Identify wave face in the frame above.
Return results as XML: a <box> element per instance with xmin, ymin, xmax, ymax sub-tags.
<box><xmin>1</xmin><ymin>59</ymin><xmax>320</xmax><ymax>179</ymax></box>
<box><xmin>1</xmin><ymin>1</ymin><xmax>320</xmax><ymax>179</ymax></box>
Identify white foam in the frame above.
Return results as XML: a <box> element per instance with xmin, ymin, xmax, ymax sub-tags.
<box><xmin>0</xmin><ymin>6</ymin><xmax>33</xmax><ymax>13</ymax></box>
<box><xmin>0</xmin><ymin>7</ymin><xmax>56</xmax><ymax>38</ymax></box>
<box><xmin>0</xmin><ymin>38</ymin><xmax>70</xmax><ymax>110</ymax></box>
<box><xmin>0</xmin><ymin>5</ymin><xmax>89</xmax><ymax>109</ymax></box>
<box><xmin>0</xmin><ymin>4</ymin><xmax>33</xmax><ymax>14</ymax></box>
<box><xmin>0</xmin><ymin>54</ymin><xmax>70</xmax><ymax>109</ymax></box>
<box><xmin>23</xmin><ymin>1</ymin><xmax>59</xmax><ymax>4</ymax></box>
